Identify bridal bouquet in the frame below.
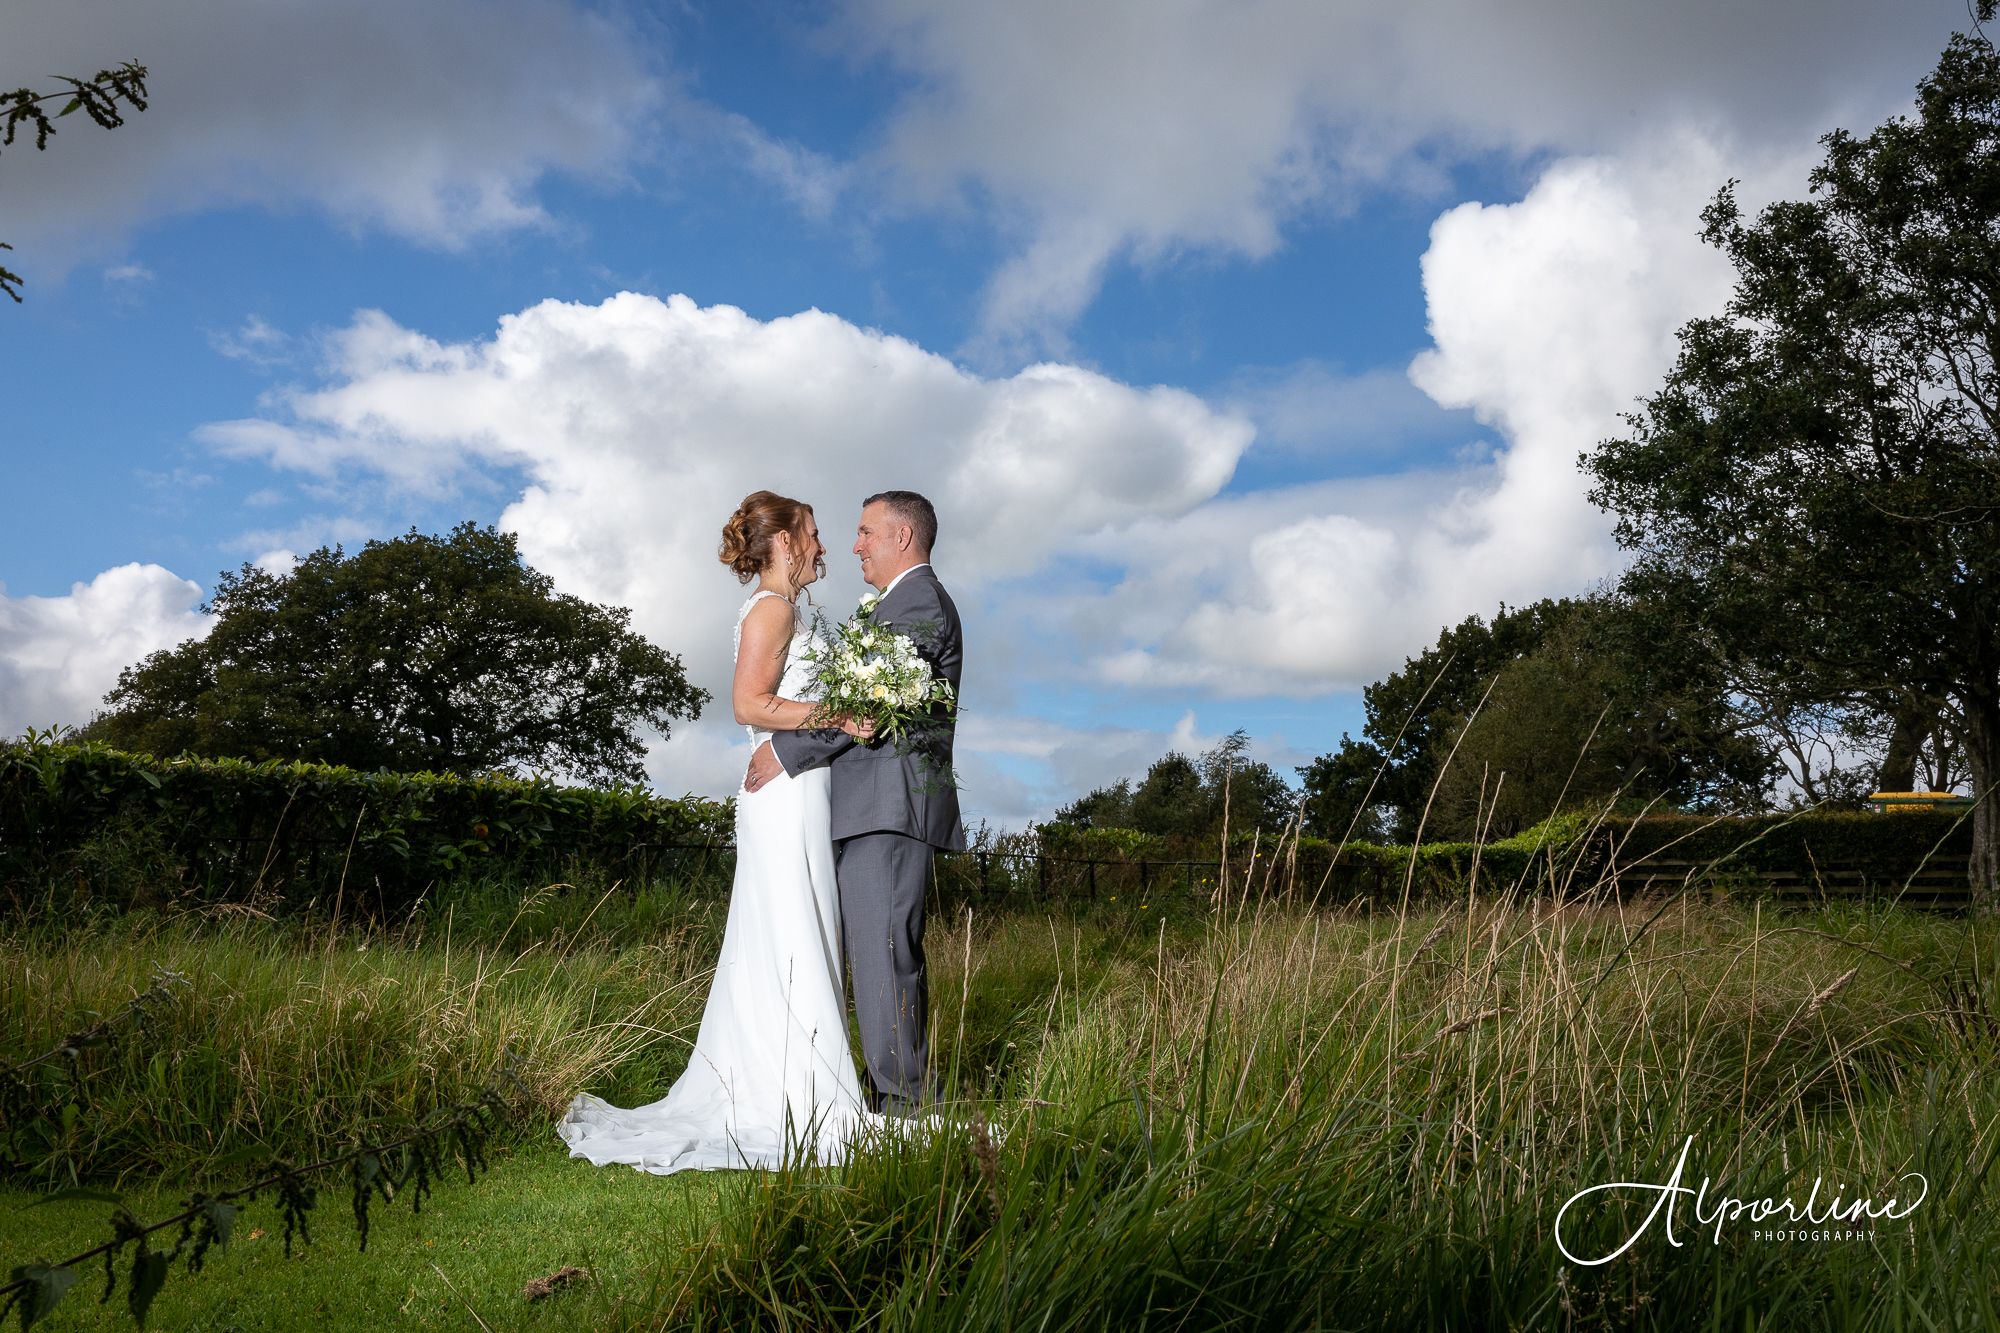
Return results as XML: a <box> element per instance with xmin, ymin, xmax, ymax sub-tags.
<box><xmin>804</xmin><ymin>592</ymin><xmax>956</xmax><ymax>752</ymax></box>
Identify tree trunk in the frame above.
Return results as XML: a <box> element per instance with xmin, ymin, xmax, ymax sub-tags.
<box><xmin>1966</xmin><ymin>697</ymin><xmax>2000</xmax><ymax>915</ymax></box>
<box><xmin>1877</xmin><ymin>697</ymin><xmax>1929</xmax><ymax>792</ymax></box>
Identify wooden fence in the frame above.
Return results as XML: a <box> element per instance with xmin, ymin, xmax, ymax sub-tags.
<box><xmin>1601</xmin><ymin>853</ymin><xmax>1976</xmax><ymax>911</ymax></box>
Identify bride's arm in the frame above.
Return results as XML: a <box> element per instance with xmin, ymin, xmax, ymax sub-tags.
<box><xmin>732</xmin><ymin>597</ymin><xmax>868</xmax><ymax>735</ymax></box>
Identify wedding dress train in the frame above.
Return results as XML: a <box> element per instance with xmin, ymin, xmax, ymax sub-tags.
<box><xmin>557</xmin><ymin>590</ymin><xmax>872</xmax><ymax>1172</ymax></box>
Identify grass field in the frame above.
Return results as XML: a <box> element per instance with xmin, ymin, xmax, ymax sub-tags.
<box><xmin>3</xmin><ymin>871</ymin><xmax>1996</xmax><ymax>1330</ymax></box>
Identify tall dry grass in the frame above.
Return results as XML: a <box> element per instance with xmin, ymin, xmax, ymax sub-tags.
<box><xmin>646</xmin><ymin>834</ymin><xmax>1999</xmax><ymax>1330</ymax></box>
<box><xmin>5</xmin><ymin>792</ymin><xmax>1996</xmax><ymax>1328</ymax></box>
<box><xmin>0</xmin><ymin>880</ymin><xmax>726</xmax><ymax>1187</ymax></box>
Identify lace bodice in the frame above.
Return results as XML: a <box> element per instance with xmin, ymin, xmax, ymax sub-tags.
<box><xmin>734</xmin><ymin>590</ymin><xmax>822</xmax><ymax>743</ymax></box>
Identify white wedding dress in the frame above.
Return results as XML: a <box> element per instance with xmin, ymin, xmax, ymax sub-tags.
<box><xmin>557</xmin><ymin>590</ymin><xmax>872</xmax><ymax>1172</ymax></box>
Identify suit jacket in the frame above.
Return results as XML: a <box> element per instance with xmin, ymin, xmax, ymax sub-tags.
<box><xmin>772</xmin><ymin>567</ymin><xmax>967</xmax><ymax>850</ymax></box>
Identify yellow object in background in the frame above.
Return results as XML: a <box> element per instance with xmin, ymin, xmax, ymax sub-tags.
<box><xmin>1868</xmin><ymin>791</ymin><xmax>1975</xmax><ymax>813</ymax></box>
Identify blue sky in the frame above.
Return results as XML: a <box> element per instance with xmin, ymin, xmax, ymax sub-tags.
<box><xmin>0</xmin><ymin>0</ymin><xmax>1972</xmax><ymax>825</ymax></box>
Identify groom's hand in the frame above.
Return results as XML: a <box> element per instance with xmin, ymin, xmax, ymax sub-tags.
<box><xmin>743</xmin><ymin>740</ymin><xmax>783</xmax><ymax>793</ymax></box>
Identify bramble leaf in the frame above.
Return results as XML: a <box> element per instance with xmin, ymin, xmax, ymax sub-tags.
<box><xmin>28</xmin><ymin>1188</ymin><xmax>121</xmax><ymax>1208</ymax></box>
<box><xmin>8</xmin><ymin>1263</ymin><xmax>77</xmax><ymax>1330</ymax></box>
<box><xmin>204</xmin><ymin>1201</ymin><xmax>235</xmax><ymax>1250</ymax></box>
<box><xmin>126</xmin><ymin>1246</ymin><xmax>168</xmax><ymax>1329</ymax></box>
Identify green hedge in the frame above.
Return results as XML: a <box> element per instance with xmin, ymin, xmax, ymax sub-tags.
<box><xmin>0</xmin><ymin>735</ymin><xmax>733</xmax><ymax>917</ymax></box>
<box><xmin>1033</xmin><ymin>808</ymin><xmax>1973</xmax><ymax>904</ymax></box>
<box><xmin>6</xmin><ymin>733</ymin><xmax>1973</xmax><ymax>918</ymax></box>
<box><xmin>1591</xmin><ymin>810</ymin><xmax>1972</xmax><ymax>882</ymax></box>
<box><xmin>1031</xmin><ymin>818</ymin><xmax>1589</xmax><ymax>902</ymax></box>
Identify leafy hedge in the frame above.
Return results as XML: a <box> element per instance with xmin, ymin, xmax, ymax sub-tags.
<box><xmin>0</xmin><ymin>734</ymin><xmax>733</xmax><ymax>917</ymax></box>
<box><xmin>5</xmin><ymin>732</ymin><xmax>1973</xmax><ymax>917</ymax></box>
<box><xmin>1033</xmin><ymin>818</ymin><xmax>1592</xmax><ymax>902</ymax></box>
<box><xmin>1592</xmin><ymin>810</ymin><xmax>1972</xmax><ymax>883</ymax></box>
<box><xmin>1034</xmin><ymin>807</ymin><xmax>1974</xmax><ymax>903</ymax></box>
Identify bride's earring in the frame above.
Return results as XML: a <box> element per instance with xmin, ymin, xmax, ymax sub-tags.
<box><xmin>772</xmin><ymin>534</ymin><xmax>797</xmax><ymax>595</ymax></box>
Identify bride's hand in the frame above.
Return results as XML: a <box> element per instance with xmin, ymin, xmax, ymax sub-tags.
<box><xmin>840</xmin><ymin>715</ymin><xmax>877</xmax><ymax>741</ymax></box>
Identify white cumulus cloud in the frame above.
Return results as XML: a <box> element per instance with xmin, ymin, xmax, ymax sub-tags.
<box><xmin>0</xmin><ymin>566</ymin><xmax>211</xmax><ymax>738</ymax></box>
<box><xmin>199</xmin><ymin>292</ymin><xmax>1253</xmax><ymax>805</ymax></box>
<box><xmin>1093</xmin><ymin>131</ymin><xmax>1809</xmax><ymax>696</ymax></box>
<box><xmin>7</xmin><ymin>128</ymin><xmax>1833</xmax><ymax>815</ymax></box>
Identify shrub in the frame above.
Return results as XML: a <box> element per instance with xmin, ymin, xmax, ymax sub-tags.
<box><xmin>0</xmin><ymin>734</ymin><xmax>732</xmax><ymax>918</ymax></box>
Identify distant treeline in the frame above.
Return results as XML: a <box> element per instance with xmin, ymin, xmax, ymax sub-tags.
<box><xmin>1055</xmin><ymin>592</ymin><xmax>1971</xmax><ymax>866</ymax></box>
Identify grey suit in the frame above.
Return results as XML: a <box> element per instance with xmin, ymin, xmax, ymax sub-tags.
<box><xmin>772</xmin><ymin>566</ymin><xmax>964</xmax><ymax>1113</ymax></box>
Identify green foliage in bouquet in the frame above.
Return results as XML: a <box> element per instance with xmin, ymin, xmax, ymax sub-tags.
<box><xmin>802</xmin><ymin>593</ymin><xmax>957</xmax><ymax>755</ymax></box>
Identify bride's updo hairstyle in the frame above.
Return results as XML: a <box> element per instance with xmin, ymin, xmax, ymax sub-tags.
<box><xmin>720</xmin><ymin>490</ymin><xmax>814</xmax><ymax>583</ymax></box>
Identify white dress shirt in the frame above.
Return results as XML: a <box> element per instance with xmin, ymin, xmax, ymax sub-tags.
<box><xmin>881</xmin><ymin>562</ymin><xmax>931</xmax><ymax>597</ymax></box>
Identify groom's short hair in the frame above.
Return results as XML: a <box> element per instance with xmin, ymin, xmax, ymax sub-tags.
<box><xmin>865</xmin><ymin>490</ymin><xmax>938</xmax><ymax>554</ymax></box>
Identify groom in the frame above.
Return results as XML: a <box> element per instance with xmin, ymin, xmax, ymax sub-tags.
<box><xmin>744</xmin><ymin>490</ymin><xmax>965</xmax><ymax>1115</ymax></box>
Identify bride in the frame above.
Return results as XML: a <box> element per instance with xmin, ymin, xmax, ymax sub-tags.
<box><xmin>557</xmin><ymin>491</ymin><xmax>876</xmax><ymax>1172</ymax></box>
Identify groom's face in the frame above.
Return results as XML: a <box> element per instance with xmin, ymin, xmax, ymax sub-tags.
<box><xmin>853</xmin><ymin>501</ymin><xmax>902</xmax><ymax>590</ymax></box>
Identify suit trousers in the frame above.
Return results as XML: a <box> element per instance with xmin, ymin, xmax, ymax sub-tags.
<box><xmin>835</xmin><ymin>830</ymin><xmax>931</xmax><ymax>1114</ymax></box>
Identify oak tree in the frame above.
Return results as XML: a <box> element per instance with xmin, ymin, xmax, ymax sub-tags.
<box><xmin>86</xmin><ymin>523</ymin><xmax>706</xmax><ymax>784</ymax></box>
<box><xmin>1587</xmin><ymin>32</ymin><xmax>2000</xmax><ymax>906</ymax></box>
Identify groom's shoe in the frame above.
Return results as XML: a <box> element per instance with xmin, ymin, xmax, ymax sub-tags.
<box><xmin>867</xmin><ymin>1076</ymin><xmax>930</xmax><ymax>1118</ymax></box>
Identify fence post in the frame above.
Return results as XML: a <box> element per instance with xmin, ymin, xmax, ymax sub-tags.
<box><xmin>1088</xmin><ymin>859</ymin><xmax>1098</xmax><ymax>899</ymax></box>
<box><xmin>1038</xmin><ymin>854</ymin><xmax>1048</xmax><ymax>901</ymax></box>
<box><xmin>1140</xmin><ymin>859</ymin><xmax>1150</xmax><ymax>898</ymax></box>
<box><xmin>979</xmin><ymin>851</ymin><xmax>990</xmax><ymax>894</ymax></box>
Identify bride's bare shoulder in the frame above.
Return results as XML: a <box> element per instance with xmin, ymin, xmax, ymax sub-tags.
<box><xmin>738</xmin><ymin>592</ymin><xmax>796</xmax><ymax>640</ymax></box>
